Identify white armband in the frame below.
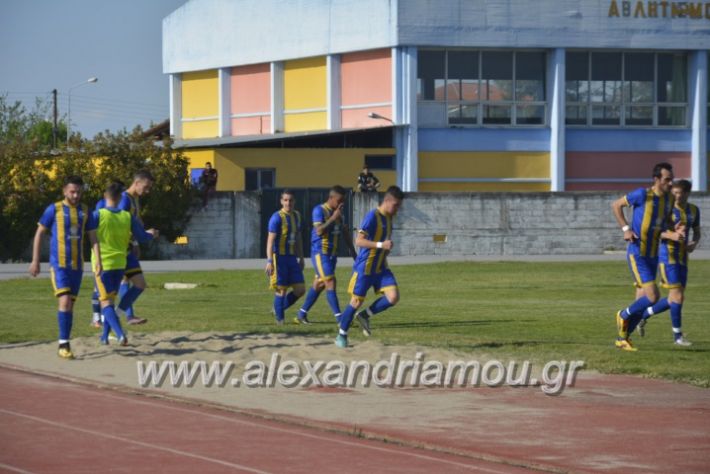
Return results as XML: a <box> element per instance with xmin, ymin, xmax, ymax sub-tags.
<box><xmin>376</xmin><ymin>242</ymin><xmax>383</xmax><ymax>249</ymax></box>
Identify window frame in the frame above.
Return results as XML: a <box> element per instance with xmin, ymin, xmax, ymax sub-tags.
<box><xmin>565</xmin><ymin>50</ymin><xmax>688</xmax><ymax>129</ymax></box>
<box><xmin>245</xmin><ymin>168</ymin><xmax>276</xmax><ymax>191</ymax></box>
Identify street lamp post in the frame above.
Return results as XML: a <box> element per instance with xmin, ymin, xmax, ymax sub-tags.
<box><xmin>67</xmin><ymin>77</ymin><xmax>98</xmax><ymax>144</ymax></box>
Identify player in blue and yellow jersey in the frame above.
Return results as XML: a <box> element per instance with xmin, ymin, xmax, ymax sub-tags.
<box><xmin>296</xmin><ymin>185</ymin><xmax>356</xmax><ymax>324</ymax></box>
<box><xmin>611</xmin><ymin>162</ymin><xmax>686</xmax><ymax>351</ymax></box>
<box><xmin>335</xmin><ymin>186</ymin><xmax>405</xmax><ymax>348</ymax></box>
<box><xmin>92</xmin><ymin>182</ymin><xmax>157</xmax><ymax>346</ymax></box>
<box><xmin>29</xmin><ymin>175</ymin><xmax>101</xmax><ymax>359</ymax></box>
<box><xmin>90</xmin><ymin>170</ymin><xmax>155</xmax><ymax>327</ymax></box>
<box><xmin>265</xmin><ymin>190</ymin><xmax>306</xmax><ymax>324</ymax></box>
<box><xmin>637</xmin><ymin>179</ymin><xmax>700</xmax><ymax>346</ymax></box>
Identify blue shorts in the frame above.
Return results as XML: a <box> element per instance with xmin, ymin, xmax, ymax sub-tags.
<box><xmin>348</xmin><ymin>268</ymin><xmax>398</xmax><ymax>300</ymax></box>
<box><xmin>659</xmin><ymin>262</ymin><xmax>688</xmax><ymax>289</ymax></box>
<box><xmin>312</xmin><ymin>253</ymin><xmax>337</xmax><ymax>281</ymax></box>
<box><xmin>50</xmin><ymin>267</ymin><xmax>83</xmax><ymax>299</ymax></box>
<box><xmin>271</xmin><ymin>255</ymin><xmax>305</xmax><ymax>290</ymax></box>
<box><xmin>95</xmin><ymin>269</ymin><xmax>126</xmax><ymax>301</ymax></box>
<box><xmin>627</xmin><ymin>253</ymin><xmax>658</xmax><ymax>288</ymax></box>
<box><xmin>125</xmin><ymin>252</ymin><xmax>142</xmax><ymax>277</ymax></box>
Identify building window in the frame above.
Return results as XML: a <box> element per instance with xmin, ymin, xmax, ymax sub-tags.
<box><xmin>566</xmin><ymin>51</ymin><xmax>687</xmax><ymax>127</ymax></box>
<box><xmin>245</xmin><ymin>168</ymin><xmax>275</xmax><ymax>191</ymax></box>
<box><xmin>417</xmin><ymin>49</ymin><xmax>547</xmax><ymax>127</ymax></box>
<box><xmin>364</xmin><ymin>154</ymin><xmax>395</xmax><ymax>170</ymax></box>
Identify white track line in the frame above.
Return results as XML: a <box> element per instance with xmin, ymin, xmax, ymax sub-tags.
<box><xmin>94</xmin><ymin>391</ymin><xmax>516</xmax><ymax>473</ymax></box>
<box><xmin>0</xmin><ymin>409</ymin><xmax>271</xmax><ymax>474</ymax></box>
<box><xmin>0</xmin><ymin>462</ymin><xmax>36</xmax><ymax>474</ymax></box>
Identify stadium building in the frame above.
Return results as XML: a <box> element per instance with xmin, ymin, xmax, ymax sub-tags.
<box><xmin>163</xmin><ymin>0</ymin><xmax>709</xmax><ymax>192</ymax></box>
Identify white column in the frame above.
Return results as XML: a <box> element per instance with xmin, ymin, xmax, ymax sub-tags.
<box><xmin>690</xmin><ymin>51</ymin><xmax>708</xmax><ymax>192</ymax></box>
<box><xmin>549</xmin><ymin>48</ymin><xmax>566</xmax><ymax>192</ymax></box>
<box><xmin>169</xmin><ymin>74</ymin><xmax>182</xmax><ymax>138</ymax></box>
<box><xmin>393</xmin><ymin>47</ymin><xmax>418</xmax><ymax>192</ymax></box>
<box><xmin>218</xmin><ymin>68</ymin><xmax>231</xmax><ymax>138</ymax></box>
<box><xmin>270</xmin><ymin>62</ymin><xmax>284</xmax><ymax>134</ymax></box>
<box><xmin>327</xmin><ymin>54</ymin><xmax>341</xmax><ymax>130</ymax></box>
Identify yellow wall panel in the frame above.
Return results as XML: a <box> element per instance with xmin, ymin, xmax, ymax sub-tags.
<box><xmin>182</xmin><ymin>70</ymin><xmax>219</xmax><ymax>119</ymax></box>
<box><xmin>181</xmin><ymin>148</ymin><xmax>396</xmax><ymax>191</ymax></box>
<box><xmin>419</xmin><ymin>182</ymin><xmax>550</xmax><ymax>192</ymax></box>
<box><xmin>182</xmin><ymin>120</ymin><xmax>219</xmax><ymax>139</ymax></box>
<box><xmin>284</xmin><ymin>111</ymin><xmax>327</xmax><ymax>133</ymax></box>
<box><xmin>284</xmin><ymin>57</ymin><xmax>327</xmax><ymax>111</ymax></box>
<box><xmin>419</xmin><ymin>152</ymin><xmax>550</xmax><ymax>179</ymax></box>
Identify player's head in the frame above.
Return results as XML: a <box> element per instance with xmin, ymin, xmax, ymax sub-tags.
<box><xmin>104</xmin><ymin>181</ymin><xmax>125</xmax><ymax>207</ymax></box>
<box><xmin>672</xmin><ymin>179</ymin><xmax>691</xmax><ymax>205</ymax></box>
<box><xmin>280</xmin><ymin>189</ymin><xmax>295</xmax><ymax>212</ymax></box>
<box><xmin>62</xmin><ymin>175</ymin><xmax>84</xmax><ymax>206</ymax></box>
<box><xmin>362</xmin><ymin>165</ymin><xmax>369</xmax><ymax>173</ymax></box>
<box><xmin>652</xmin><ymin>162</ymin><xmax>674</xmax><ymax>193</ymax></box>
<box><xmin>131</xmin><ymin>169</ymin><xmax>155</xmax><ymax>196</ymax></box>
<box><xmin>205</xmin><ymin>162</ymin><xmax>212</xmax><ymax>169</ymax></box>
<box><xmin>381</xmin><ymin>185</ymin><xmax>404</xmax><ymax>216</ymax></box>
<box><xmin>327</xmin><ymin>185</ymin><xmax>346</xmax><ymax>208</ymax></box>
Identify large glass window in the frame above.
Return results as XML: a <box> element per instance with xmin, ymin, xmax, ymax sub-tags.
<box><xmin>417</xmin><ymin>49</ymin><xmax>547</xmax><ymax>127</ymax></box>
<box><xmin>566</xmin><ymin>51</ymin><xmax>687</xmax><ymax>127</ymax></box>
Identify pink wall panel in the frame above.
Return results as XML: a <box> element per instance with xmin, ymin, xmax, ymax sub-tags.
<box><xmin>231</xmin><ymin>116</ymin><xmax>271</xmax><ymax>136</ymax></box>
<box><xmin>341</xmin><ymin>49</ymin><xmax>391</xmax><ymax>106</ymax></box>
<box><xmin>566</xmin><ymin>152</ymin><xmax>691</xmax><ymax>179</ymax></box>
<box><xmin>342</xmin><ymin>106</ymin><xmax>392</xmax><ymax>130</ymax></box>
<box><xmin>231</xmin><ymin>64</ymin><xmax>270</xmax><ymax>115</ymax></box>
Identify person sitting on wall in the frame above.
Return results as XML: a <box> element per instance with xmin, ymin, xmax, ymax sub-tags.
<box><xmin>200</xmin><ymin>162</ymin><xmax>218</xmax><ymax>209</ymax></box>
<box><xmin>357</xmin><ymin>166</ymin><xmax>380</xmax><ymax>192</ymax></box>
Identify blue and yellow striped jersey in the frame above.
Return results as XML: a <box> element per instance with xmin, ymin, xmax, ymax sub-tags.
<box><xmin>625</xmin><ymin>187</ymin><xmax>673</xmax><ymax>258</ymax></box>
<box><xmin>353</xmin><ymin>208</ymin><xmax>392</xmax><ymax>276</ymax></box>
<box><xmin>38</xmin><ymin>201</ymin><xmax>97</xmax><ymax>270</ymax></box>
<box><xmin>660</xmin><ymin>203</ymin><xmax>700</xmax><ymax>266</ymax></box>
<box><xmin>311</xmin><ymin>204</ymin><xmax>343</xmax><ymax>256</ymax></box>
<box><xmin>268</xmin><ymin>209</ymin><xmax>302</xmax><ymax>256</ymax></box>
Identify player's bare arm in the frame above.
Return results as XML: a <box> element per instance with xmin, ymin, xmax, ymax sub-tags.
<box><xmin>315</xmin><ymin>204</ymin><xmax>343</xmax><ymax>236</ymax></box>
<box><xmin>28</xmin><ymin>224</ymin><xmax>47</xmax><ymax>277</ymax></box>
<box><xmin>355</xmin><ymin>232</ymin><xmax>393</xmax><ymax>251</ymax></box>
<box><xmin>88</xmin><ymin>229</ymin><xmax>102</xmax><ymax>276</ymax></box>
<box><xmin>296</xmin><ymin>229</ymin><xmax>305</xmax><ymax>270</ymax></box>
<box><xmin>611</xmin><ymin>196</ymin><xmax>637</xmax><ymax>242</ymax></box>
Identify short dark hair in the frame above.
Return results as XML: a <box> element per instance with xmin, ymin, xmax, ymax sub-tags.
<box><xmin>384</xmin><ymin>185</ymin><xmax>405</xmax><ymax>201</ymax></box>
<box><xmin>63</xmin><ymin>175</ymin><xmax>84</xmax><ymax>187</ymax></box>
<box><xmin>105</xmin><ymin>181</ymin><xmax>125</xmax><ymax>201</ymax></box>
<box><xmin>652</xmin><ymin>162</ymin><xmax>673</xmax><ymax>179</ymax></box>
<box><xmin>672</xmin><ymin>179</ymin><xmax>692</xmax><ymax>193</ymax></box>
<box><xmin>133</xmin><ymin>169</ymin><xmax>155</xmax><ymax>182</ymax></box>
<box><xmin>330</xmin><ymin>185</ymin><xmax>346</xmax><ymax>196</ymax></box>
<box><xmin>205</xmin><ymin>162</ymin><xmax>212</xmax><ymax>166</ymax></box>
<box><xmin>281</xmin><ymin>189</ymin><xmax>295</xmax><ymax>199</ymax></box>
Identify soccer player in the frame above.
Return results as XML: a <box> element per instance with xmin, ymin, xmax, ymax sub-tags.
<box><xmin>90</xmin><ymin>170</ymin><xmax>155</xmax><ymax>327</ymax></box>
<box><xmin>29</xmin><ymin>175</ymin><xmax>100</xmax><ymax>359</ymax></box>
<box><xmin>296</xmin><ymin>185</ymin><xmax>356</xmax><ymax>324</ymax></box>
<box><xmin>610</xmin><ymin>162</ymin><xmax>685</xmax><ymax>351</ymax></box>
<box><xmin>637</xmin><ymin>179</ymin><xmax>700</xmax><ymax>346</ymax></box>
<box><xmin>265</xmin><ymin>190</ymin><xmax>305</xmax><ymax>324</ymax></box>
<box><xmin>335</xmin><ymin>185</ymin><xmax>404</xmax><ymax>348</ymax></box>
<box><xmin>92</xmin><ymin>182</ymin><xmax>157</xmax><ymax>346</ymax></box>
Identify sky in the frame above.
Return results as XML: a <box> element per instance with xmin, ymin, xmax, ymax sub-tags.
<box><xmin>0</xmin><ymin>0</ymin><xmax>188</xmax><ymax>139</ymax></box>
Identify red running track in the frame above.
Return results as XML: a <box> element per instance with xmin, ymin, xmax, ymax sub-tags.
<box><xmin>0</xmin><ymin>367</ymin><xmax>535</xmax><ymax>474</ymax></box>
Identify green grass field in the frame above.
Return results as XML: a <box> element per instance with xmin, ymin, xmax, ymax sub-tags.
<box><xmin>1</xmin><ymin>261</ymin><xmax>708</xmax><ymax>387</ymax></box>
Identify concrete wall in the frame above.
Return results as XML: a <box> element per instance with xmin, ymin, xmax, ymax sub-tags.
<box><xmin>156</xmin><ymin>191</ymin><xmax>710</xmax><ymax>258</ymax></box>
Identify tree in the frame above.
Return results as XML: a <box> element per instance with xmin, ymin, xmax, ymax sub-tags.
<box><xmin>0</xmin><ymin>94</ymin><xmax>196</xmax><ymax>262</ymax></box>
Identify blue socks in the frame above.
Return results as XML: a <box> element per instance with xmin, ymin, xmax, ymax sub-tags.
<box><xmin>273</xmin><ymin>294</ymin><xmax>285</xmax><ymax>321</ymax></box>
<box><xmin>367</xmin><ymin>296</ymin><xmax>393</xmax><ymax>316</ymax></box>
<box><xmin>621</xmin><ymin>296</ymin><xmax>652</xmax><ymax>319</ymax></box>
<box><xmin>644</xmin><ymin>297</ymin><xmax>670</xmax><ymax>320</ymax></box>
<box><xmin>118</xmin><ymin>286</ymin><xmax>143</xmax><ymax>313</ymax></box>
<box><xmin>285</xmin><ymin>292</ymin><xmax>299</xmax><ymax>309</ymax></box>
<box><xmin>57</xmin><ymin>311</ymin><xmax>73</xmax><ymax>342</ymax></box>
<box><xmin>299</xmin><ymin>288</ymin><xmax>320</xmax><ymax>316</ymax></box>
<box><xmin>326</xmin><ymin>289</ymin><xmax>341</xmax><ymax>316</ymax></box>
<box><xmin>670</xmin><ymin>303</ymin><xmax>683</xmax><ymax>340</ymax></box>
<box><xmin>118</xmin><ymin>281</ymin><xmax>135</xmax><ymax>317</ymax></box>
<box><xmin>100</xmin><ymin>305</ymin><xmax>125</xmax><ymax>341</ymax></box>
<box><xmin>338</xmin><ymin>304</ymin><xmax>357</xmax><ymax>335</ymax></box>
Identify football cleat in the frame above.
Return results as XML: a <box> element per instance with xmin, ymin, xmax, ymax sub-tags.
<box><xmin>615</xmin><ymin>338</ymin><xmax>638</xmax><ymax>352</ymax></box>
<box><xmin>638</xmin><ymin>317</ymin><xmax>647</xmax><ymax>337</ymax></box>
<box><xmin>356</xmin><ymin>312</ymin><xmax>371</xmax><ymax>337</ymax></box>
<box><xmin>126</xmin><ymin>316</ymin><xmax>147</xmax><ymax>325</ymax></box>
<box><xmin>674</xmin><ymin>336</ymin><xmax>692</xmax><ymax>346</ymax></box>
<box><xmin>335</xmin><ymin>334</ymin><xmax>348</xmax><ymax>348</ymax></box>
<box><xmin>57</xmin><ymin>346</ymin><xmax>75</xmax><ymax>359</ymax></box>
<box><xmin>294</xmin><ymin>316</ymin><xmax>311</xmax><ymax>325</ymax></box>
